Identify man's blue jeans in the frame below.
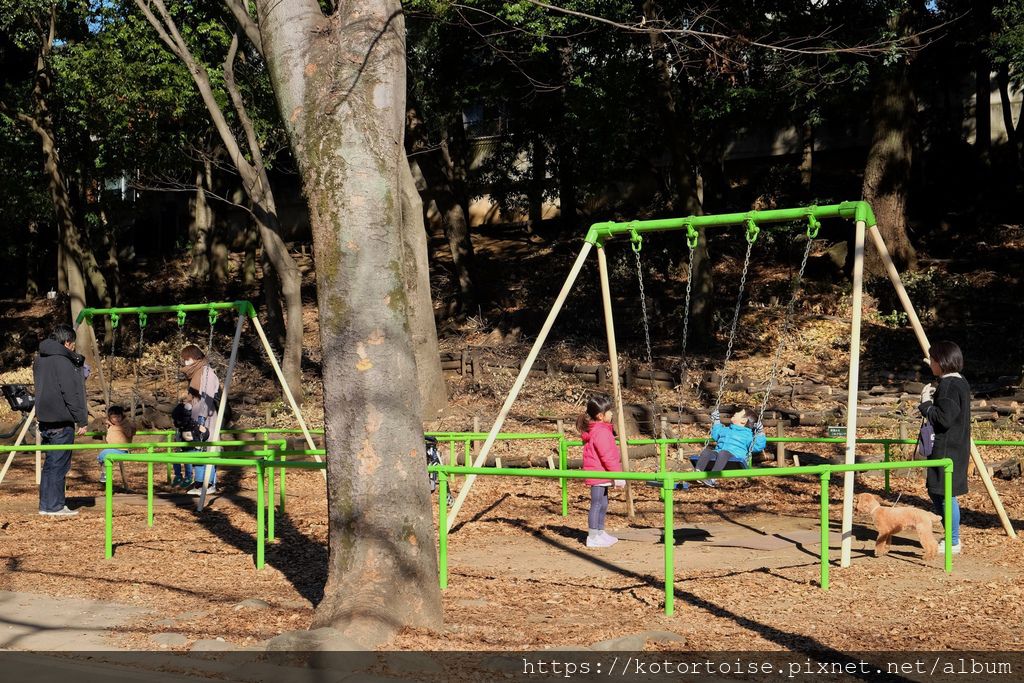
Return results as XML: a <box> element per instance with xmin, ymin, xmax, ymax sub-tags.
<box><xmin>173</xmin><ymin>463</ymin><xmax>194</xmax><ymax>481</ymax></box>
<box><xmin>929</xmin><ymin>492</ymin><xmax>960</xmax><ymax>545</ymax></box>
<box><xmin>39</xmin><ymin>425</ymin><xmax>75</xmax><ymax>512</ymax></box>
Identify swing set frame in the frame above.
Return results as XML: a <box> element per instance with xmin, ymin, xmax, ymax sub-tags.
<box><xmin>445</xmin><ymin>201</ymin><xmax>1016</xmax><ymax>569</ymax></box>
<box><xmin>2</xmin><ymin>300</ymin><xmax>320</xmax><ymax>512</ymax></box>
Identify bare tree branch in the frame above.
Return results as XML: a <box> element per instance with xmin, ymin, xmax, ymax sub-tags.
<box><xmin>520</xmin><ymin>0</ymin><xmax>960</xmax><ymax>59</ymax></box>
<box><xmin>223</xmin><ymin>0</ymin><xmax>264</xmax><ymax>57</ymax></box>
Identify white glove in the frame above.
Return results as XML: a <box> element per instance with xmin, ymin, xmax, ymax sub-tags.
<box><xmin>753</xmin><ymin>421</ymin><xmax>765</xmax><ymax>435</ymax></box>
<box><xmin>614</xmin><ymin>479</ymin><xmax>626</xmax><ymax>488</ymax></box>
<box><xmin>920</xmin><ymin>384</ymin><xmax>936</xmax><ymax>403</ymax></box>
<box><xmin>711</xmin><ymin>409</ymin><xmax>721</xmax><ymax>423</ymax></box>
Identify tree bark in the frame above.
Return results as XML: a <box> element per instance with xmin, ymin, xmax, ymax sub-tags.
<box><xmin>408</xmin><ymin>107</ymin><xmax>477</xmax><ymax>314</ymax></box>
<box><xmin>974</xmin><ymin>0</ymin><xmax>993</xmax><ymax>170</ymax></box>
<box><xmin>189</xmin><ymin>163</ymin><xmax>214</xmax><ymax>282</ymax></box>
<box><xmin>860</xmin><ymin>6</ymin><xmax>920</xmax><ymax>276</ymax></box>
<box><xmin>643</xmin><ymin>0</ymin><xmax>712</xmax><ymax>347</ymax></box>
<box><xmin>528</xmin><ymin>131</ymin><xmax>548</xmax><ymax>230</ymax></box>
<box><xmin>996</xmin><ymin>62</ymin><xmax>1022</xmax><ymax>182</ymax></box>
<box><xmin>256</xmin><ymin>0</ymin><xmax>442</xmax><ymax>645</ymax></box>
<box><xmin>799</xmin><ymin>114</ymin><xmax>814</xmax><ymax>196</ymax></box>
<box><xmin>556</xmin><ymin>44</ymin><xmax>578</xmax><ymax>233</ymax></box>
<box><xmin>18</xmin><ymin>4</ymin><xmax>102</xmax><ymax>363</ymax></box>
<box><xmin>400</xmin><ymin>158</ymin><xmax>448</xmax><ymax>416</ymax></box>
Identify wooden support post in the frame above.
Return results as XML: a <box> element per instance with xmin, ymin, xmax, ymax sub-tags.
<box><xmin>198</xmin><ymin>312</ymin><xmax>245</xmax><ymax>511</ymax></box>
<box><xmin>35</xmin><ymin>424</ymin><xmax>42</xmax><ymax>486</ymax></box>
<box><xmin>840</xmin><ymin>219</ymin><xmax>867</xmax><ymax>568</ymax></box>
<box><xmin>868</xmin><ymin>225</ymin><xmax>1016</xmax><ymax>538</ymax></box>
<box><xmin>596</xmin><ymin>244</ymin><xmax>635</xmax><ymax>520</ymax></box>
<box><xmin>776</xmin><ymin>422</ymin><xmax>786</xmax><ymax>467</ymax></box>
<box><xmin>0</xmin><ymin>408</ymin><xmax>35</xmax><ymax>486</ymax></box>
<box><xmin>249</xmin><ymin>314</ymin><xmax>322</xmax><ymax>478</ymax></box>
<box><xmin>446</xmin><ymin>242</ymin><xmax>594</xmax><ymax>531</ymax></box>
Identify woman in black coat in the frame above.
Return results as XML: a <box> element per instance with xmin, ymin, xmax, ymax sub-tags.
<box><xmin>918</xmin><ymin>340</ymin><xmax>971</xmax><ymax>554</ymax></box>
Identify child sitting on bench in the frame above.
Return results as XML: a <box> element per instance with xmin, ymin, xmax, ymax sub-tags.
<box><xmin>692</xmin><ymin>406</ymin><xmax>766</xmax><ymax>486</ymax></box>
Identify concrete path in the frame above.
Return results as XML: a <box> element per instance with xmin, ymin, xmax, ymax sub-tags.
<box><xmin>0</xmin><ymin>590</ymin><xmax>151</xmax><ymax>650</ymax></box>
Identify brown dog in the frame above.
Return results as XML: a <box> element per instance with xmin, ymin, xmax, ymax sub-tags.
<box><xmin>855</xmin><ymin>493</ymin><xmax>942</xmax><ymax>560</ymax></box>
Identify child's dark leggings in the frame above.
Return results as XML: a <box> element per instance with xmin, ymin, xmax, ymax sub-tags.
<box><xmin>694</xmin><ymin>447</ymin><xmax>733</xmax><ymax>472</ymax></box>
<box><xmin>588</xmin><ymin>486</ymin><xmax>609</xmax><ymax>530</ymax></box>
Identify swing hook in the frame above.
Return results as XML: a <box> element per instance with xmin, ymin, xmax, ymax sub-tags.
<box><xmin>83</xmin><ymin>312</ymin><xmax>94</xmax><ymax>328</ymax></box>
<box><xmin>109</xmin><ymin>313</ymin><xmax>120</xmax><ymax>329</ymax></box>
<box><xmin>629</xmin><ymin>225</ymin><xmax>643</xmax><ymax>253</ymax></box>
<box><xmin>208</xmin><ymin>309</ymin><xmax>219</xmax><ymax>327</ymax></box>
<box><xmin>806</xmin><ymin>213</ymin><xmax>821</xmax><ymax>240</ymax></box>
<box><xmin>176</xmin><ymin>310</ymin><xmax>187</xmax><ymax>327</ymax></box>
<box><xmin>685</xmin><ymin>222</ymin><xmax>699</xmax><ymax>250</ymax></box>
<box><xmin>138</xmin><ymin>312</ymin><xmax>148</xmax><ymax>330</ymax></box>
<box><xmin>745</xmin><ymin>218</ymin><xmax>760</xmax><ymax>244</ymax></box>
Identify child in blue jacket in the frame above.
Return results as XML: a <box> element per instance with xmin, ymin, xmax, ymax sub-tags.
<box><xmin>693</xmin><ymin>406</ymin><xmax>766</xmax><ymax>486</ymax></box>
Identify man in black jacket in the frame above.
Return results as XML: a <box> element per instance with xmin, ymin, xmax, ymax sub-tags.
<box><xmin>33</xmin><ymin>324</ymin><xmax>89</xmax><ymax>516</ymax></box>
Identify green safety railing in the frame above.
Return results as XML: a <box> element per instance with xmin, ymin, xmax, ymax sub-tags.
<box><xmin>430</xmin><ymin>458</ymin><xmax>953</xmax><ymax>616</ymax></box>
<box><xmin>555</xmin><ymin>435</ymin><xmax>1024</xmax><ymax>515</ymax></box>
<box><xmin>103</xmin><ymin>449</ymin><xmax>327</xmax><ymax>568</ymax></box>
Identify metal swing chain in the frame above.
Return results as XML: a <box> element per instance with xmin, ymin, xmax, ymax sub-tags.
<box><xmin>632</xmin><ymin>233</ymin><xmax>663</xmax><ymax>438</ymax></box>
<box><xmin>133</xmin><ymin>313</ymin><xmax>148</xmax><ymax>418</ymax></box>
<box><xmin>109</xmin><ymin>314</ymin><xmax>120</xmax><ymax>405</ymax></box>
<box><xmin>748</xmin><ymin>229</ymin><xmax>817</xmax><ymax>456</ymax></box>
<box><xmin>705</xmin><ymin>227</ymin><xmax>757</xmax><ymax>449</ymax></box>
<box><xmin>676</xmin><ymin>229</ymin><xmax>698</xmax><ymax>438</ymax></box>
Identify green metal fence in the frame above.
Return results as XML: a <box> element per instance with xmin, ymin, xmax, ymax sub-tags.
<box><xmin>430</xmin><ymin>458</ymin><xmax>954</xmax><ymax>616</ymax></box>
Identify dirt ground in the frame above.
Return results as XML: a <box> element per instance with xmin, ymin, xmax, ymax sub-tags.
<box><xmin>2</xmin><ymin>223</ymin><xmax>1024</xmax><ymax>655</ymax></box>
<box><xmin>0</xmin><ymin>444</ymin><xmax>1021</xmax><ymax>653</ymax></box>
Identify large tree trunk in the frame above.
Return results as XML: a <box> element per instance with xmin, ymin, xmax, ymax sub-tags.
<box><xmin>996</xmin><ymin>62</ymin><xmax>1022</xmax><ymax>186</ymax></box>
<box><xmin>408</xmin><ymin>108</ymin><xmax>477</xmax><ymax>315</ymax></box>
<box><xmin>528</xmin><ymin>131</ymin><xmax>548</xmax><ymax>230</ymax></box>
<box><xmin>400</xmin><ymin>159</ymin><xmax>448</xmax><ymax>416</ymax></box>
<box><xmin>974</xmin><ymin>0</ymin><xmax>993</xmax><ymax>172</ymax></box>
<box><xmin>19</xmin><ymin>5</ymin><xmax>102</xmax><ymax>364</ymax></box>
<box><xmin>643</xmin><ymin>0</ymin><xmax>712</xmax><ymax>348</ymax></box>
<box><xmin>189</xmin><ymin>163</ymin><xmax>214</xmax><ymax>282</ymax></box>
<box><xmin>256</xmin><ymin>0</ymin><xmax>442</xmax><ymax>645</ymax></box>
<box><xmin>556</xmin><ymin>44</ymin><xmax>578</xmax><ymax>233</ymax></box>
<box><xmin>860</xmin><ymin>5</ymin><xmax>920</xmax><ymax>276</ymax></box>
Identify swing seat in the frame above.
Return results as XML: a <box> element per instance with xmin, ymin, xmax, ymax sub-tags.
<box><xmin>688</xmin><ymin>453</ymin><xmax>751</xmax><ymax>470</ymax></box>
<box><xmin>644</xmin><ymin>480</ymin><xmax>690</xmax><ymax>491</ymax></box>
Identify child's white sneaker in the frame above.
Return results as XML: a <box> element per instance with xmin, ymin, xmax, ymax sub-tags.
<box><xmin>586</xmin><ymin>533</ymin><xmax>618</xmax><ymax>548</ymax></box>
<box><xmin>937</xmin><ymin>540</ymin><xmax>962</xmax><ymax>555</ymax></box>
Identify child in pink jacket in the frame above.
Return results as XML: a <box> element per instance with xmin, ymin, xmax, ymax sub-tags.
<box><xmin>576</xmin><ymin>394</ymin><xmax>624</xmax><ymax>548</ymax></box>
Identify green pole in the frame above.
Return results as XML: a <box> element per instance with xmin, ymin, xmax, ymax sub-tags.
<box><xmin>165</xmin><ymin>432</ymin><xmax>173</xmax><ymax>483</ymax></box>
<box><xmin>147</xmin><ymin>462</ymin><xmax>154</xmax><ymax>527</ymax></box>
<box><xmin>105</xmin><ymin>458</ymin><xmax>114</xmax><ymax>559</ymax></box>
<box><xmin>280</xmin><ymin>454</ymin><xmax>287</xmax><ymax>514</ymax></box>
<box><xmin>883</xmin><ymin>444</ymin><xmax>891</xmax><ymax>493</ymax></box>
<box><xmin>439</xmin><ymin>472</ymin><xmax>449</xmax><ymax>589</ymax></box>
<box><xmin>820</xmin><ymin>471</ymin><xmax>831</xmax><ymax>590</ymax></box>
<box><xmin>664</xmin><ymin>473</ymin><xmax>675</xmax><ymax>616</ymax></box>
<box><xmin>559</xmin><ymin>437</ymin><xmax>568</xmax><ymax>517</ymax></box>
<box><xmin>256</xmin><ymin>461</ymin><xmax>265</xmax><ymax>569</ymax></box>
<box><xmin>659</xmin><ymin>442</ymin><xmax>667</xmax><ymax>474</ymax></box>
<box><xmin>944</xmin><ymin>463</ymin><xmax>953</xmax><ymax>574</ymax></box>
<box><xmin>267</xmin><ymin>455</ymin><xmax>276</xmax><ymax>542</ymax></box>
